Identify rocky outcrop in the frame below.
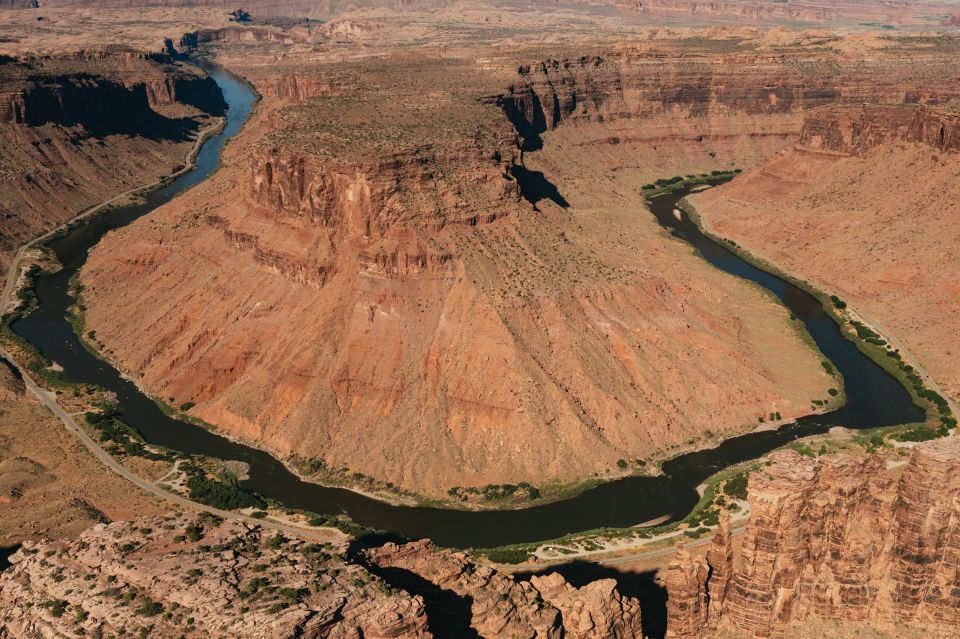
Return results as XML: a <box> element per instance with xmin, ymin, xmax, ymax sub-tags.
<box><xmin>0</xmin><ymin>512</ymin><xmax>431</xmax><ymax>638</ymax></box>
<box><xmin>178</xmin><ymin>26</ymin><xmax>304</xmax><ymax>52</ymax></box>
<box><xmin>663</xmin><ymin>544</ymin><xmax>708</xmax><ymax>639</ymax></box>
<box><xmin>800</xmin><ymin>104</ymin><xmax>960</xmax><ymax>155</ymax></box>
<box><xmin>367</xmin><ymin>539</ymin><xmax>643</xmax><ymax>638</ymax></box>
<box><xmin>664</xmin><ymin>438</ymin><xmax>960</xmax><ymax>638</ymax></box>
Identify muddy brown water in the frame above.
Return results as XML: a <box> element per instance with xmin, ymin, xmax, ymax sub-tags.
<box><xmin>10</xmin><ymin>68</ymin><xmax>922</xmax><ymax>550</ymax></box>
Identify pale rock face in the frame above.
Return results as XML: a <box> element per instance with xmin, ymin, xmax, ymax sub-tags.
<box><xmin>0</xmin><ymin>513</ymin><xmax>431</xmax><ymax>639</ymax></box>
<box><xmin>664</xmin><ymin>438</ymin><xmax>960</xmax><ymax>638</ymax></box>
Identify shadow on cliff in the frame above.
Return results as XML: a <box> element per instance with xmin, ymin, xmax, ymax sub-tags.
<box><xmin>513</xmin><ymin>562</ymin><xmax>667</xmax><ymax>639</ymax></box>
<box><xmin>510</xmin><ymin>164</ymin><xmax>569</xmax><ymax>210</ymax></box>
<box><xmin>373</xmin><ymin>565</ymin><xmax>481</xmax><ymax>638</ymax></box>
<box><xmin>499</xmin><ymin>92</ymin><xmax>547</xmax><ymax>152</ymax></box>
<box><xmin>0</xmin><ymin>545</ymin><xmax>19</xmax><ymax>572</ymax></box>
<box><xmin>19</xmin><ymin>74</ymin><xmax>226</xmax><ymax>142</ymax></box>
<box><xmin>347</xmin><ymin>534</ymin><xmax>480</xmax><ymax>638</ymax></box>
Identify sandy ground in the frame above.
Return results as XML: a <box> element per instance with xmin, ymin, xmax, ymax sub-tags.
<box><xmin>0</xmin><ymin>393</ymin><xmax>162</xmax><ymax>546</ymax></box>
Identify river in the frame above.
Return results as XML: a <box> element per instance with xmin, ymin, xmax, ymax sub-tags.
<box><xmin>10</xmin><ymin>67</ymin><xmax>922</xmax><ymax>549</ymax></box>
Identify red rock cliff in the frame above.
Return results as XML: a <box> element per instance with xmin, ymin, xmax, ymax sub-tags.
<box><xmin>665</xmin><ymin>438</ymin><xmax>960</xmax><ymax>638</ymax></box>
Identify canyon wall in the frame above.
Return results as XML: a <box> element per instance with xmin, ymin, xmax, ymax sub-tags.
<box><xmin>799</xmin><ymin>104</ymin><xmax>960</xmax><ymax>155</ymax></box>
<box><xmin>499</xmin><ymin>50</ymin><xmax>953</xmax><ymax>152</ymax></box>
<box><xmin>665</xmin><ymin>437</ymin><xmax>960</xmax><ymax>638</ymax></box>
<box><xmin>0</xmin><ymin>48</ymin><xmax>224</xmax><ymax>279</ymax></box>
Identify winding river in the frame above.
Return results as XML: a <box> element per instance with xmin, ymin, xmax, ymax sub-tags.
<box><xmin>10</xmin><ymin>68</ymin><xmax>922</xmax><ymax>549</ymax></box>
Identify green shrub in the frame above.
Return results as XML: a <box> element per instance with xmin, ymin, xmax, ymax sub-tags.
<box><xmin>722</xmin><ymin>472</ymin><xmax>749</xmax><ymax>500</ymax></box>
<box><xmin>137</xmin><ymin>600</ymin><xmax>163</xmax><ymax>617</ymax></box>
<box><xmin>179</xmin><ymin>401</ymin><xmax>196</xmax><ymax>412</ymax></box>
<box><xmin>483</xmin><ymin>548</ymin><xmax>530</xmax><ymax>564</ymax></box>
<box><xmin>891</xmin><ymin>425</ymin><xmax>941</xmax><ymax>442</ymax></box>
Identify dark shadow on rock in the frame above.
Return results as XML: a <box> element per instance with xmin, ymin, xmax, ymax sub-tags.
<box><xmin>370</xmin><ymin>565</ymin><xmax>481</xmax><ymax>638</ymax></box>
<box><xmin>513</xmin><ymin>561</ymin><xmax>667</xmax><ymax>639</ymax></box>
<box><xmin>19</xmin><ymin>74</ymin><xmax>223</xmax><ymax>142</ymax></box>
<box><xmin>499</xmin><ymin>92</ymin><xmax>546</xmax><ymax>152</ymax></box>
<box><xmin>0</xmin><ymin>545</ymin><xmax>20</xmax><ymax>572</ymax></box>
<box><xmin>510</xmin><ymin>164</ymin><xmax>569</xmax><ymax>209</ymax></box>
<box><xmin>349</xmin><ymin>536</ymin><xmax>480</xmax><ymax>639</ymax></box>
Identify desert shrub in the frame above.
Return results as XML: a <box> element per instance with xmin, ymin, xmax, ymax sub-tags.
<box><xmin>137</xmin><ymin>600</ymin><xmax>163</xmax><ymax>617</ymax></box>
<box><xmin>722</xmin><ymin>472</ymin><xmax>749</xmax><ymax>500</ymax></box>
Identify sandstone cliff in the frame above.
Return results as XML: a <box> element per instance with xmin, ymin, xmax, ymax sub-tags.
<box><xmin>664</xmin><ymin>438</ymin><xmax>960</xmax><ymax>638</ymax></box>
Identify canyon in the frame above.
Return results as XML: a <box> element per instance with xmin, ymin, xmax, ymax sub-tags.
<box><xmin>0</xmin><ymin>46</ymin><xmax>224</xmax><ymax>280</ymax></box>
<box><xmin>2</xmin><ymin>3</ymin><xmax>960</xmax><ymax>639</ymax></box>
<box><xmin>73</xmin><ymin>29</ymin><xmax>870</xmax><ymax>499</ymax></box>
<box><xmin>693</xmin><ymin>99</ymin><xmax>960</xmax><ymax>412</ymax></box>
<box><xmin>77</xmin><ymin>24</ymin><xmax>960</xmax><ymax>499</ymax></box>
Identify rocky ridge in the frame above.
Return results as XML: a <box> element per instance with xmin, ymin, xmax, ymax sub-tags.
<box><xmin>368</xmin><ymin>539</ymin><xmax>645</xmax><ymax>638</ymax></box>
<box><xmin>0</xmin><ymin>514</ymin><xmax>644</xmax><ymax>639</ymax></box>
<box><xmin>664</xmin><ymin>437</ymin><xmax>960</xmax><ymax>638</ymax></box>
<box><xmin>0</xmin><ymin>512</ymin><xmax>429</xmax><ymax>639</ymax></box>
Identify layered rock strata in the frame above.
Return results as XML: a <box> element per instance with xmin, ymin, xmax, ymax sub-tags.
<box><xmin>368</xmin><ymin>539</ymin><xmax>644</xmax><ymax>638</ymax></box>
<box><xmin>665</xmin><ymin>438</ymin><xmax>960</xmax><ymax>638</ymax></box>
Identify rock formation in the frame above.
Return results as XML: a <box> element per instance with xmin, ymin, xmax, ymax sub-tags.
<box><xmin>0</xmin><ymin>515</ymin><xmax>648</xmax><ymax>639</ymax></box>
<box><xmin>664</xmin><ymin>438</ymin><xmax>960</xmax><ymax>638</ymax></box>
<box><xmin>80</xmin><ymin>33</ymin><xmax>848</xmax><ymax>498</ymax></box>
<box><xmin>367</xmin><ymin>539</ymin><xmax>644</xmax><ymax>638</ymax></box>
<box><xmin>0</xmin><ymin>512</ymin><xmax>431</xmax><ymax>638</ymax></box>
<box><xmin>663</xmin><ymin>544</ymin><xmax>708</xmax><ymax>639</ymax></box>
